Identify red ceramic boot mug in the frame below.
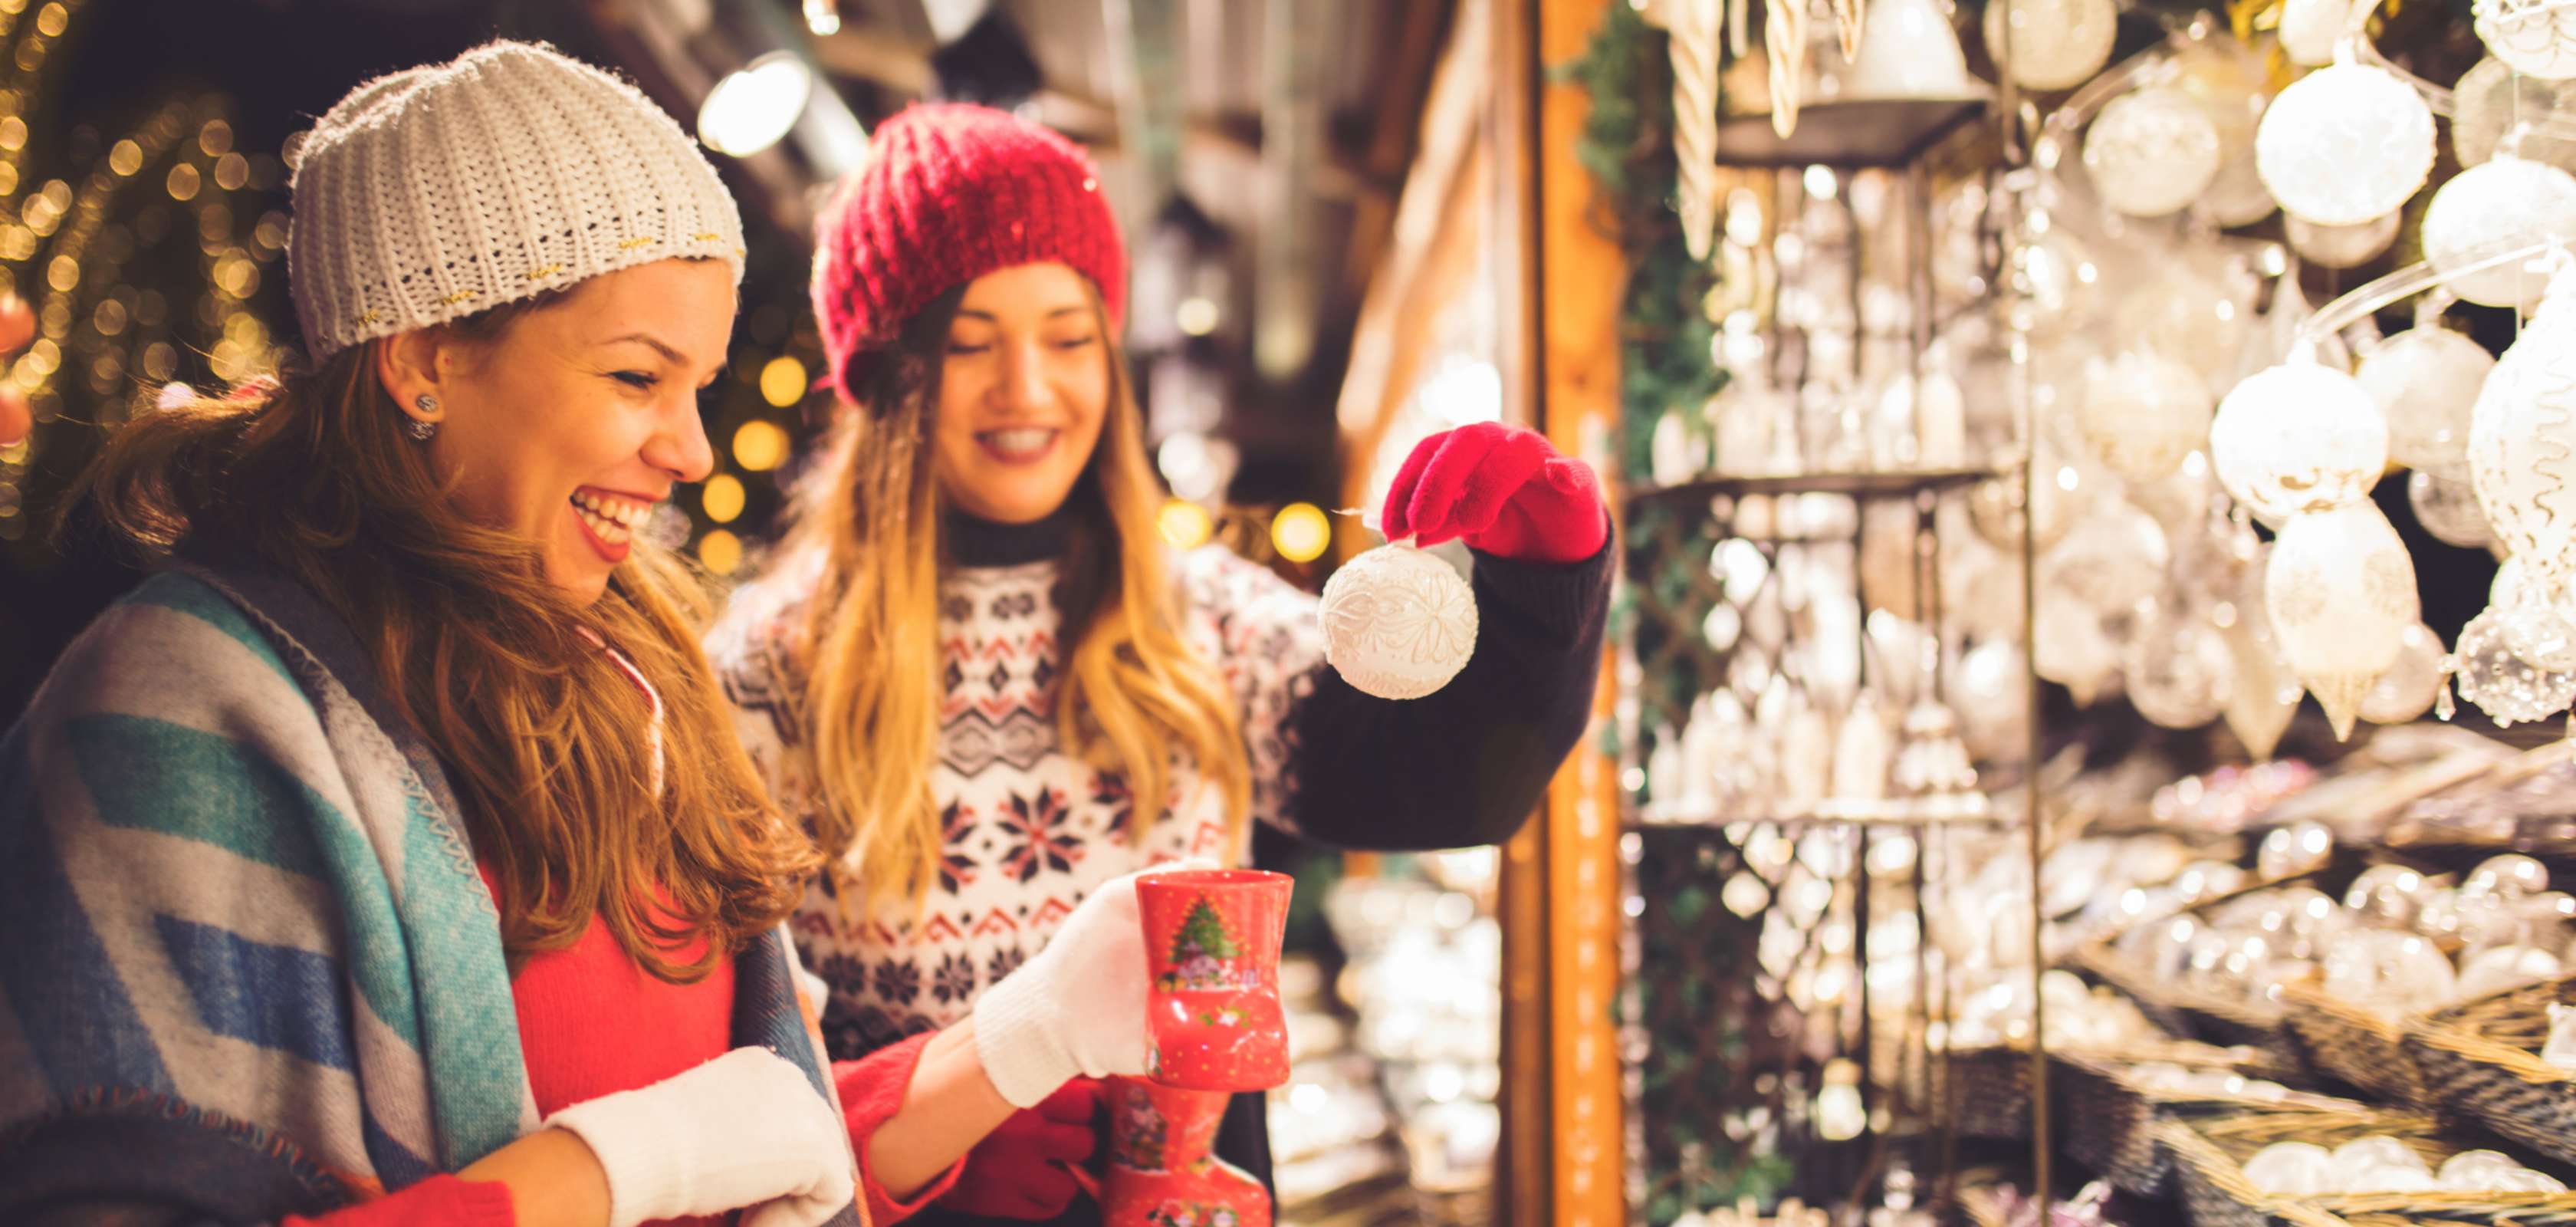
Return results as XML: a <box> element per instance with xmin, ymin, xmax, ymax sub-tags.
<box><xmin>1064</xmin><ymin>1077</ymin><xmax>1273</xmax><ymax>1227</ymax></box>
<box><xmin>1135</xmin><ymin>867</ymin><xmax>1293</xmax><ymax>1091</ymax></box>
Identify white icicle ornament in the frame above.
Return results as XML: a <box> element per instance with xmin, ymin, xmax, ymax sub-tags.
<box><xmin>2470</xmin><ymin>261</ymin><xmax>2576</xmax><ymax>582</ymax></box>
<box><xmin>1319</xmin><ymin>538</ymin><xmax>1480</xmax><ymax>700</ymax></box>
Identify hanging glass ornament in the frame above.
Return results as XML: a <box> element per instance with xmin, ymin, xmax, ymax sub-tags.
<box><xmin>2220</xmin><ymin>542</ymin><xmax>2304</xmax><ymax>758</ymax></box>
<box><xmin>1319</xmin><ymin>539</ymin><xmax>1480</xmax><ymax>699</ymax></box>
<box><xmin>1670</xmin><ymin>0</ymin><xmax>1722</xmax><ymax>261</ymax></box>
<box><xmin>2004</xmin><ymin>222</ymin><xmax>2104</xmax><ymax>343</ymax></box>
<box><xmin>2196</xmin><ymin>153</ymin><xmax>2279</xmax><ymax>228</ymax></box>
<box><xmin>2038</xmin><ymin>586</ymin><xmax>2122</xmax><ymax>705</ymax></box>
<box><xmin>2266</xmin><ymin>502</ymin><xmax>2422</xmax><ymax>739</ymax></box>
<box><xmin>1969</xmin><ymin>460</ymin><xmax>2084</xmax><ymax>551</ymax></box>
<box><xmin>2456</xmin><ymin>607</ymin><xmax>2576</xmax><ymax>725</ymax></box>
<box><xmin>2357</xmin><ymin>325</ymin><xmax>2496</xmax><ymax>474</ymax></box>
<box><xmin>2210</xmin><ymin>360</ymin><xmax>2390</xmax><ymax>524</ymax></box>
<box><xmin>2256</xmin><ymin>60</ymin><xmax>2438</xmax><ymax>226</ymax></box>
<box><xmin>2423</xmin><ymin>156</ymin><xmax>2576</xmax><ymax>310</ymax></box>
<box><xmin>2110</xmin><ymin>259</ymin><xmax>2256</xmax><ymax>400</ymax></box>
<box><xmin>2280</xmin><ymin>0</ymin><xmax>2352</xmax><ymax>65</ymax></box>
<box><xmin>2454</xmin><ymin>58</ymin><xmax>2576</xmax><ymax>170</ymax></box>
<box><xmin>2124</xmin><ymin>597</ymin><xmax>2232</xmax><ymax>728</ymax></box>
<box><xmin>2078</xmin><ymin>349</ymin><xmax>2216</xmax><ymax>482</ymax></box>
<box><xmin>2476</xmin><ymin>0</ymin><xmax>2576</xmax><ymax>81</ymax></box>
<box><xmin>1981</xmin><ymin>0</ymin><xmax>2117</xmax><ymax>90</ymax></box>
<box><xmin>2287</xmin><ymin>212</ymin><xmax>2402</xmax><ymax>270</ymax></box>
<box><xmin>2362</xmin><ymin>623</ymin><xmax>2450</xmax><ymax>724</ymax></box>
<box><xmin>2084</xmin><ymin>87</ymin><xmax>2225</xmax><ymax>218</ymax></box>
<box><xmin>2410</xmin><ymin>469</ymin><xmax>2499</xmax><ymax>548</ymax></box>
<box><xmin>2469</xmin><ymin>262</ymin><xmax>2576</xmax><ymax>582</ymax></box>
<box><xmin>2043</xmin><ymin>504</ymin><xmax>2172</xmax><ymax>617</ymax></box>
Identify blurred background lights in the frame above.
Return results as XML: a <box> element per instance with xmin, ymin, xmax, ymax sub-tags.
<box><xmin>731</xmin><ymin>419</ymin><xmax>790</xmax><ymax>472</ymax></box>
<box><xmin>1175</xmin><ymin>295</ymin><xmax>1220</xmax><ymax>337</ymax></box>
<box><xmin>697</xmin><ymin>51</ymin><xmax>813</xmax><ymax>158</ymax></box>
<box><xmin>696</xmin><ymin>528</ymin><xmax>743</xmax><ymax>575</ymax></box>
<box><xmin>1271</xmin><ymin>502</ymin><xmax>1330</xmax><ymax>564</ymax></box>
<box><xmin>1158</xmin><ymin>498</ymin><xmax>1213</xmax><ymax>549</ymax></box>
<box><xmin>700</xmin><ymin>472</ymin><xmax>745</xmax><ymax>525</ymax></box>
<box><xmin>757</xmin><ymin>354</ymin><xmax>807</xmax><ymax>408</ymax></box>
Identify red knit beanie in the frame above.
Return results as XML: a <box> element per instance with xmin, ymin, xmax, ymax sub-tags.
<box><xmin>813</xmin><ymin>102</ymin><xmax>1128</xmax><ymax>403</ymax></box>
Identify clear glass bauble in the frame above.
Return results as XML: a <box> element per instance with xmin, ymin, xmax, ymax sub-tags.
<box><xmin>2084</xmin><ymin>86</ymin><xmax>2225</xmax><ymax>218</ymax></box>
<box><xmin>2287</xmin><ymin>212</ymin><xmax>2402</xmax><ymax>269</ymax></box>
<box><xmin>2196</xmin><ymin>151</ymin><xmax>2279</xmax><ymax>228</ymax></box>
<box><xmin>2358</xmin><ymin>326</ymin><xmax>2496</xmax><ymax>474</ymax></box>
<box><xmin>2167</xmin><ymin>35</ymin><xmax>2272</xmax><ymax>156</ymax></box>
<box><xmin>2453</xmin><ymin>58</ymin><xmax>2576</xmax><ymax>170</ymax></box>
<box><xmin>2455</xmin><ymin>605</ymin><xmax>2576</xmax><ymax>725</ymax></box>
<box><xmin>2003</xmin><ymin>224</ymin><xmax>2103</xmax><ymax>343</ymax></box>
<box><xmin>1968</xmin><ymin>459</ymin><xmax>2087</xmax><ymax>552</ymax></box>
<box><xmin>2407</xmin><ymin>469</ymin><xmax>2496</xmax><ymax>550</ymax></box>
<box><xmin>2256</xmin><ymin>61</ymin><xmax>2439</xmax><ymax>226</ymax></box>
<box><xmin>2037</xmin><ymin>585</ymin><xmax>2122</xmax><ymax>705</ymax></box>
<box><xmin>2267</xmin><ymin>502</ymin><xmax>2423</xmax><ymax>739</ymax></box>
<box><xmin>2079</xmin><ymin>349</ymin><xmax>2216</xmax><ymax>482</ymax></box>
<box><xmin>1981</xmin><ymin>0</ymin><xmax>2118</xmax><ymax>90</ymax></box>
<box><xmin>2111</xmin><ymin>262</ymin><xmax>2256</xmax><ymax>400</ymax></box>
<box><xmin>2468</xmin><ymin>269</ymin><xmax>2576</xmax><ymax>582</ymax></box>
<box><xmin>2124</xmin><ymin>597</ymin><xmax>2232</xmax><ymax>728</ymax></box>
<box><xmin>2280</xmin><ymin>0</ymin><xmax>2351</xmax><ymax>65</ymax></box>
<box><xmin>2042</xmin><ymin>503</ymin><xmax>2173</xmax><ymax>617</ymax></box>
<box><xmin>2499</xmin><ymin>578</ymin><xmax>2576</xmax><ymax>670</ymax></box>
<box><xmin>2210</xmin><ymin>361</ymin><xmax>2390</xmax><ymax>523</ymax></box>
<box><xmin>2361</xmin><ymin>622</ymin><xmax>2450</xmax><ymax>724</ymax></box>
<box><xmin>2476</xmin><ymin>0</ymin><xmax>2576</xmax><ymax>81</ymax></box>
<box><xmin>2423</xmin><ymin>156</ymin><xmax>2576</xmax><ymax>310</ymax></box>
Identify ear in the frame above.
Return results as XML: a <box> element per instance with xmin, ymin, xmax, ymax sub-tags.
<box><xmin>374</xmin><ymin>327</ymin><xmax>453</xmax><ymax>426</ymax></box>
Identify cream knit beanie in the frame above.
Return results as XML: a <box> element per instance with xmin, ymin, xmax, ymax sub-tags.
<box><xmin>286</xmin><ymin>41</ymin><xmax>747</xmax><ymax>360</ymax></box>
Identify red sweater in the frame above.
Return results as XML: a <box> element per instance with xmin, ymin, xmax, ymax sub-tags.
<box><xmin>285</xmin><ymin>886</ymin><xmax>961</xmax><ymax>1227</ymax></box>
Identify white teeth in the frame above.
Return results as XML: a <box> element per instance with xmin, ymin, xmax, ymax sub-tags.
<box><xmin>984</xmin><ymin>429</ymin><xmax>1055</xmax><ymax>455</ymax></box>
<box><xmin>571</xmin><ymin>490</ymin><xmax>648</xmax><ymax>526</ymax></box>
<box><xmin>573</xmin><ymin>502</ymin><xmax>633</xmax><ymax>545</ymax></box>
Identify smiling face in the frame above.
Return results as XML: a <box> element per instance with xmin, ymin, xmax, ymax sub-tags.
<box><xmin>930</xmin><ymin>262</ymin><xmax>1113</xmax><ymax>525</ymax></box>
<box><xmin>376</xmin><ymin>258</ymin><xmax>734</xmax><ymax>603</ymax></box>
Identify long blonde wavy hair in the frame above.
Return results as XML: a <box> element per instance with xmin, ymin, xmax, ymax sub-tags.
<box><xmin>762</xmin><ymin>282</ymin><xmax>1249</xmax><ymax>916</ymax></box>
<box><xmin>69</xmin><ymin>285</ymin><xmax>820</xmax><ymax>982</ymax></box>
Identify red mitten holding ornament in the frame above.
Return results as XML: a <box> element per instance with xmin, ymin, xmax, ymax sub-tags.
<box><xmin>935</xmin><ymin>1077</ymin><xmax>1102</xmax><ymax>1220</ymax></box>
<box><xmin>1381</xmin><ymin>423</ymin><xmax>1608</xmax><ymax>564</ymax></box>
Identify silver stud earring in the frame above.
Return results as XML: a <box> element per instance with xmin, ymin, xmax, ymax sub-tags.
<box><xmin>406</xmin><ymin>393</ymin><xmax>439</xmax><ymax>441</ymax></box>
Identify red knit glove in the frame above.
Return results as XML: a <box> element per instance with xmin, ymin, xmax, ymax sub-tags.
<box><xmin>1381</xmin><ymin>422</ymin><xmax>1608</xmax><ymax>564</ymax></box>
<box><xmin>935</xmin><ymin>1077</ymin><xmax>1102</xmax><ymax>1220</ymax></box>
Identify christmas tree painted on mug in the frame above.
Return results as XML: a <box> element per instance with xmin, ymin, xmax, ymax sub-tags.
<box><xmin>1159</xmin><ymin>896</ymin><xmax>1247</xmax><ymax>993</ymax></box>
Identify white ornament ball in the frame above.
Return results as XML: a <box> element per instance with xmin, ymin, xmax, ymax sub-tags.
<box><xmin>1982</xmin><ymin>0</ymin><xmax>2118</xmax><ymax>90</ymax></box>
<box><xmin>2280</xmin><ymin>0</ymin><xmax>2352</xmax><ymax>65</ymax></box>
<box><xmin>2477</xmin><ymin>0</ymin><xmax>2576</xmax><ymax>81</ymax></box>
<box><xmin>2424</xmin><ymin>156</ymin><xmax>2576</xmax><ymax>310</ymax></box>
<box><xmin>2361</xmin><ymin>622</ymin><xmax>2448</xmax><ymax>725</ymax></box>
<box><xmin>2078</xmin><ymin>349</ymin><xmax>2216</xmax><ymax>482</ymax></box>
<box><xmin>1319</xmin><ymin>541</ymin><xmax>1480</xmax><ymax>700</ymax></box>
<box><xmin>2210</xmin><ymin>361</ymin><xmax>2390</xmax><ymax>524</ymax></box>
<box><xmin>2267</xmin><ymin>502</ymin><xmax>2422</xmax><ymax>739</ymax></box>
<box><xmin>2256</xmin><ymin>62</ymin><xmax>2438</xmax><ymax>225</ymax></box>
<box><xmin>2287</xmin><ymin>212</ymin><xmax>2401</xmax><ymax>269</ymax></box>
<box><xmin>2357</xmin><ymin>327</ymin><xmax>2496</xmax><ymax>473</ymax></box>
<box><xmin>2469</xmin><ymin>271</ymin><xmax>2576</xmax><ymax>581</ymax></box>
<box><xmin>2454</xmin><ymin>58</ymin><xmax>2576</xmax><ymax>169</ymax></box>
<box><xmin>2084</xmin><ymin>87</ymin><xmax>2225</xmax><ymax>218</ymax></box>
<box><xmin>2410</xmin><ymin>469</ymin><xmax>2499</xmax><ymax>548</ymax></box>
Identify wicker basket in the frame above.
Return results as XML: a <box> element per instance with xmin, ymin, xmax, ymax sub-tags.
<box><xmin>2052</xmin><ymin>1047</ymin><xmax>2321</xmax><ymax>1199</ymax></box>
<box><xmin>2279</xmin><ymin>974</ymin><xmax>2436</xmax><ymax>1110</ymax></box>
<box><xmin>2403</xmin><ymin>972</ymin><xmax>2576</xmax><ymax>1167</ymax></box>
<box><xmin>1948</xmin><ymin>1044</ymin><xmax>2035</xmax><ymax>1140</ymax></box>
<box><xmin>2161</xmin><ymin>1107</ymin><xmax>2576</xmax><ymax>1227</ymax></box>
<box><xmin>2072</xmin><ymin>871</ymin><xmax>2335</xmax><ymax>1072</ymax></box>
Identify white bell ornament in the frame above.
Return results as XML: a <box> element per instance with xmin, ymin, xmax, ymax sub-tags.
<box><xmin>2266</xmin><ymin>502</ymin><xmax>2422</xmax><ymax>739</ymax></box>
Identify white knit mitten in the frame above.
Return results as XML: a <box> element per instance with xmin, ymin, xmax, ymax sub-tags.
<box><xmin>972</xmin><ymin>860</ymin><xmax>1214</xmax><ymax>1108</ymax></box>
<box><xmin>545</xmin><ymin>1045</ymin><xmax>855</xmax><ymax>1227</ymax></box>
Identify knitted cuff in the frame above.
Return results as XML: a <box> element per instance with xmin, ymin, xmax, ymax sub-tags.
<box><xmin>1470</xmin><ymin>530</ymin><xmax>1617</xmax><ymax>639</ymax></box>
<box><xmin>544</xmin><ymin>1087</ymin><xmax>688</xmax><ymax>1227</ymax></box>
<box><xmin>971</xmin><ymin>969</ymin><xmax>1079</xmax><ymax>1110</ymax></box>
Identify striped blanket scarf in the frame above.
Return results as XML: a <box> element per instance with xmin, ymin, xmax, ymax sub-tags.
<box><xmin>0</xmin><ymin>559</ymin><xmax>858</xmax><ymax>1224</ymax></box>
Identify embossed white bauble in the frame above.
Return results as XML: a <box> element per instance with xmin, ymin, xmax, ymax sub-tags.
<box><xmin>2079</xmin><ymin>349</ymin><xmax>2216</xmax><ymax>482</ymax></box>
<box><xmin>2084</xmin><ymin>87</ymin><xmax>2225</xmax><ymax>218</ymax></box>
<box><xmin>1982</xmin><ymin>0</ymin><xmax>2118</xmax><ymax>90</ymax></box>
<box><xmin>2477</xmin><ymin>0</ymin><xmax>2576</xmax><ymax>81</ymax></box>
<box><xmin>2210</xmin><ymin>361</ymin><xmax>2390</xmax><ymax>524</ymax></box>
<box><xmin>2424</xmin><ymin>156</ymin><xmax>2576</xmax><ymax>309</ymax></box>
<box><xmin>2357</xmin><ymin>326</ymin><xmax>2496</xmax><ymax>474</ymax></box>
<box><xmin>2469</xmin><ymin>268</ymin><xmax>2576</xmax><ymax>581</ymax></box>
<box><xmin>2267</xmin><ymin>502</ymin><xmax>2422</xmax><ymax>739</ymax></box>
<box><xmin>2361</xmin><ymin>622</ymin><xmax>2448</xmax><ymax>724</ymax></box>
<box><xmin>2256</xmin><ymin>61</ymin><xmax>2438</xmax><ymax>226</ymax></box>
<box><xmin>1319</xmin><ymin>539</ymin><xmax>1479</xmax><ymax>700</ymax></box>
<box><xmin>2280</xmin><ymin>0</ymin><xmax>2352</xmax><ymax>65</ymax></box>
<box><xmin>2410</xmin><ymin>469</ymin><xmax>2498</xmax><ymax>548</ymax></box>
<box><xmin>2287</xmin><ymin>212</ymin><xmax>2401</xmax><ymax>269</ymax></box>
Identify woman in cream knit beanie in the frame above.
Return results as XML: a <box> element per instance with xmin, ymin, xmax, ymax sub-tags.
<box><xmin>4</xmin><ymin>40</ymin><xmax>1165</xmax><ymax>1227</ymax></box>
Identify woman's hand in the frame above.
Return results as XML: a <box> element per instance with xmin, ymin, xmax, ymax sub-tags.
<box><xmin>971</xmin><ymin>860</ymin><xmax>1216</xmax><ymax>1108</ymax></box>
<box><xmin>540</xmin><ymin>1045</ymin><xmax>856</xmax><ymax>1227</ymax></box>
<box><xmin>1380</xmin><ymin>422</ymin><xmax>1608</xmax><ymax>564</ymax></box>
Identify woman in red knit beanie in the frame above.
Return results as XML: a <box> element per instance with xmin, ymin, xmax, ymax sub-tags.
<box><xmin>710</xmin><ymin>101</ymin><xmax>1613</xmax><ymax>1226</ymax></box>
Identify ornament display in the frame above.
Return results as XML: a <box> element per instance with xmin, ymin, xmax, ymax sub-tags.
<box><xmin>2476</xmin><ymin>0</ymin><xmax>2576</xmax><ymax>81</ymax></box>
<box><xmin>2221</xmin><ymin>547</ymin><xmax>2304</xmax><ymax>758</ymax></box>
<box><xmin>2005</xmin><ymin>224</ymin><xmax>2104</xmax><ymax>343</ymax></box>
<box><xmin>2410</xmin><ymin>469</ymin><xmax>2498</xmax><ymax>548</ymax></box>
<box><xmin>2279</xmin><ymin>0</ymin><xmax>2352</xmax><ymax>65</ymax></box>
<box><xmin>2083</xmin><ymin>87</ymin><xmax>2224</xmax><ymax>218</ymax></box>
<box><xmin>2078</xmin><ymin>349</ymin><xmax>2216</xmax><ymax>482</ymax></box>
<box><xmin>2255</xmin><ymin>61</ymin><xmax>2438</xmax><ymax>226</ymax></box>
<box><xmin>2210</xmin><ymin>361</ymin><xmax>2390</xmax><ymax>524</ymax></box>
<box><xmin>2357</xmin><ymin>325</ymin><xmax>2496</xmax><ymax>474</ymax></box>
<box><xmin>2453</xmin><ymin>58</ymin><xmax>2576</xmax><ymax>169</ymax></box>
<box><xmin>1318</xmin><ymin>540</ymin><xmax>1480</xmax><ymax>700</ymax></box>
<box><xmin>2124</xmin><ymin>597</ymin><xmax>2232</xmax><ymax>729</ymax></box>
<box><xmin>1980</xmin><ymin>0</ymin><xmax>2117</xmax><ymax>90</ymax></box>
<box><xmin>2267</xmin><ymin>502</ymin><xmax>2422</xmax><ymax>739</ymax></box>
<box><xmin>2469</xmin><ymin>266</ymin><xmax>2576</xmax><ymax>581</ymax></box>
<box><xmin>1969</xmin><ymin>464</ymin><xmax>2082</xmax><ymax>552</ymax></box>
<box><xmin>2286</xmin><ymin>212</ymin><xmax>2400</xmax><ymax>269</ymax></box>
<box><xmin>1671</xmin><ymin>0</ymin><xmax>1721</xmax><ymax>261</ymax></box>
<box><xmin>2423</xmin><ymin>156</ymin><xmax>2576</xmax><ymax>310</ymax></box>
<box><xmin>2044</xmin><ymin>504</ymin><xmax>2173</xmax><ymax>617</ymax></box>
<box><xmin>2361</xmin><ymin>623</ymin><xmax>2449</xmax><ymax>725</ymax></box>
<box><xmin>2111</xmin><ymin>262</ymin><xmax>2255</xmax><ymax>400</ymax></box>
<box><xmin>2454</xmin><ymin>605</ymin><xmax>2576</xmax><ymax>725</ymax></box>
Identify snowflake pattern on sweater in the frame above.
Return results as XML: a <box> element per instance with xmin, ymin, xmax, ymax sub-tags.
<box><xmin>710</xmin><ymin>546</ymin><xmax>1322</xmax><ymax>1058</ymax></box>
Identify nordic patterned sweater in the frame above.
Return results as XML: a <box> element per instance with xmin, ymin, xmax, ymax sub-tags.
<box><xmin>707</xmin><ymin>511</ymin><xmax>1612</xmax><ymax>1061</ymax></box>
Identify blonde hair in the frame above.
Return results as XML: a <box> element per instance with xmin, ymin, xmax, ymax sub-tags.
<box><xmin>70</xmin><ymin>287</ymin><xmax>819</xmax><ymax>982</ymax></box>
<box><xmin>761</xmin><ymin>284</ymin><xmax>1249</xmax><ymax>915</ymax></box>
